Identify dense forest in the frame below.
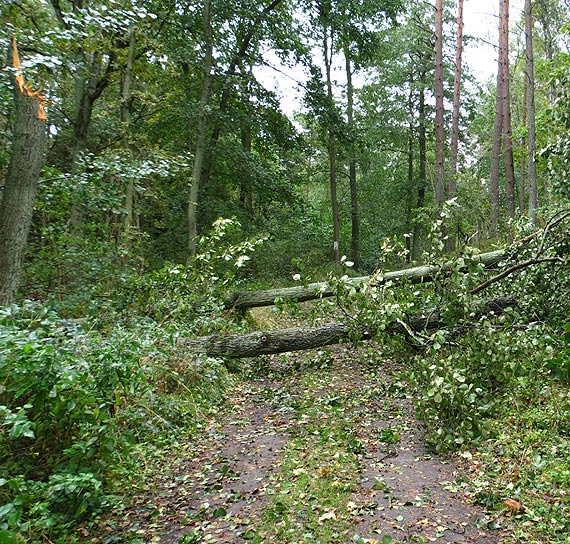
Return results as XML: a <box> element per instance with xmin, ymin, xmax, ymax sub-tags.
<box><xmin>1</xmin><ymin>0</ymin><xmax>569</xmax><ymax>542</ymax></box>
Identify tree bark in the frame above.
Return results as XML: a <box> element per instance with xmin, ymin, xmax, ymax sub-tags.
<box><xmin>406</xmin><ymin>81</ymin><xmax>414</xmax><ymax>263</ymax></box>
<box><xmin>324</xmin><ymin>27</ymin><xmax>340</xmax><ymax>265</ymax></box>
<box><xmin>447</xmin><ymin>0</ymin><xmax>464</xmax><ymax>253</ymax></box>
<box><xmin>526</xmin><ymin>0</ymin><xmax>538</xmax><ymax>223</ymax></box>
<box><xmin>520</xmin><ymin>73</ymin><xmax>528</xmax><ymax>215</ymax></box>
<box><xmin>489</xmin><ymin>0</ymin><xmax>506</xmax><ymax>238</ymax></box>
<box><xmin>434</xmin><ymin>0</ymin><xmax>446</xmax><ymax>208</ymax></box>
<box><xmin>121</xmin><ymin>25</ymin><xmax>137</xmax><ymax>235</ymax></box>
<box><xmin>182</xmin><ymin>297</ymin><xmax>516</xmax><ymax>357</ymax></box>
<box><xmin>501</xmin><ymin>0</ymin><xmax>516</xmax><ymax>220</ymax></box>
<box><xmin>188</xmin><ymin>0</ymin><xmax>213</xmax><ymax>259</ymax></box>
<box><xmin>68</xmin><ymin>51</ymin><xmax>114</xmax><ymax>232</ymax></box>
<box><xmin>225</xmin><ymin>249</ymin><xmax>505</xmax><ymax>309</ymax></box>
<box><xmin>0</xmin><ymin>37</ymin><xmax>47</xmax><ymax>305</ymax></box>
<box><xmin>449</xmin><ymin>0</ymin><xmax>464</xmax><ymax>198</ymax></box>
<box><xmin>344</xmin><ymin>46</ymin><xmax>359</xmax><ymax>270</ymax></box>
<box><xmin>412</xmin><ymin>71</ymin><xmax>427</xmax><ymax>261</ymax></box>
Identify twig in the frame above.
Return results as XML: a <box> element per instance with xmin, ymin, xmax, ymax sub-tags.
<box><xmin>470</xmin><ymin>257</ymin><xmax>565</xmax><ymax>296</ymax></box>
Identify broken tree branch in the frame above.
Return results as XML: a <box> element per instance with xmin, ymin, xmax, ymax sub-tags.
<box><xmin>470</xmin><ymin>257</ymin><xmax>566</xmax><ymax>295</ymax></box>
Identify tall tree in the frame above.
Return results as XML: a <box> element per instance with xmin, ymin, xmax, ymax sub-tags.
<box><xmin>184</xmin><ymin>0</ymin><xmax>287</xmax><ymax>256</ymax></box>
<box><xmin>0</xmin><ymin>37</ymin><xmax>47</xmax><ymax>305</ymax></box>
<box><xmin>447</xmin><ymin>0</ymin><xmax>464</xmax><ymax>251</ymax></box>
<box><xmin>188</xmin><ymin>0</ymin><xmax>213</xmax><ymax>258</ymax></box>
<box><xmin>322</xmin><ymin>14</ymin><xmax>341</xmax><ymax>265</ymax></box>
<box><xmin>501</xmin><ymin>0</ymin><xmax>517</xmax><ymax>220</ymax></box>
<box><xmin>449</xmin><ymin>0</ymin><xmax>464</xmax><ymax>202</ymax></box>
<box><xmin>344</xmin><ymin>46</ymin><xmax>359</xmax><ymax>269</ymax></box>
<box><xmin>489</xmin><ymin>0</ymin><xmax>513</xmax><ymax>236</ymax></box>
<box><xmin>412</xmin><ymin>67</ymin><xmax>428</xmax><ymax>261</ymax></box>
<box><xmin>121</xmin><ymin>25</ymin><xmax>138</xmax><ymax>236</ymax></box>
<box><xmin>525</xmin><ymin>0</ymin><xmax>538</xmax><ymax>222</ymax></box>
<box><xmin>434</xmin><ymin>0</ymin><xmax>446</xmax><ymax>208</ymax></box>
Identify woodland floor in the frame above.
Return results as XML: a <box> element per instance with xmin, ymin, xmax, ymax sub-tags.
<box><xmin>86</xmin><ymin>327</ymin><xmax>514</xmax><ymax>544</ymax></box>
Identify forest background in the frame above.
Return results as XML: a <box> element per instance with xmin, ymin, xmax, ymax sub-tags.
<box><xmin>1</xmin><ymin>0</ymin><xmax>569</xmax><ymax>542</ymax></box>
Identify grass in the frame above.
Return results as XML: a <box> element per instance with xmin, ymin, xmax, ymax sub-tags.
<box><xmin>462</xmin><ymin>381</ymin><xmax>570</xmax><ymax>544</ymax></box>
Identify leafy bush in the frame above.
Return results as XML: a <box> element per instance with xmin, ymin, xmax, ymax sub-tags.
<box><xmin>115</xmin><ymin>217</ymin><xmax>267</xmax><ymax>331</ymax></box>
<box><xmin>411</xmin><ymin>324</ymin><xmax>555</xmax><ymax>452</ymax></box>
<box><xmin>546</xmin><ymin>322</ymin><xmax>570</xmax><ymax>382</ymax></box>
<box><xmin>0</xmin><ymin>302</ymin><xmax>231</xmax><ymax>541</ymax></box>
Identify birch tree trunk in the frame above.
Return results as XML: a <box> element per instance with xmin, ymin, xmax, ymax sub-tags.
<box><xmin>525</xmin><ymin>0</ymin><xmax>538</xmax><ymax>222</ymax></box>
<box><xmin>449</xmin><ymin>0</ymin><xmax>464</xmax><ymax>199</ymax></box>
<box><xmin>0</xmin><ymin>37</ymin><xmax>47</xmax><ymax>305</ymax></box>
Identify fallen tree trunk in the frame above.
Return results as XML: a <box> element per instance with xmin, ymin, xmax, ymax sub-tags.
<box><xmin>182</xmin><ymin>297</ymin><xmax>515</xmax><ymax>358</ymax></box>
<box><xmin>224</xmin><ymin>249</ymin><xmax>505</xmax><ymax>310</ymax></box>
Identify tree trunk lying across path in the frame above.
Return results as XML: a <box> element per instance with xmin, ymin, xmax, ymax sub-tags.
<box><xmin>182</xmin><ymin>297</ymin><xmax>515</xmax><ymax>358</ymax></box>
<box><xmin>224</xmin><ymin>249</ymin><xmax>506</xmax><ymax>310</ymax></box>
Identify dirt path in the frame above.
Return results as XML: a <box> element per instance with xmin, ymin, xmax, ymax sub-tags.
<box><xmin>97</xmin><ymin>345</ymin><xmax>508</xmax><ymax>544</ymax></box>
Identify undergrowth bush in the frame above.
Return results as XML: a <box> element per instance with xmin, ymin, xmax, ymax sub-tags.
<box><xmin>0</xmin><ymin>218</ymin><xmax>264</xmax><ymax>541</ymax></box>
<box><xmin>411</xmin><ymin>323</ymin><xmax>556</xmax><ymax>452</ymax></box>
<box><xmin>0</xmin><ymin>301</ymin><xmax>233</xmax><ymax>541</ymax></box>
<box><xmin>115</xmin><ymin>217</ymin><xmax>267</xmax><ymax>332</ymax></box>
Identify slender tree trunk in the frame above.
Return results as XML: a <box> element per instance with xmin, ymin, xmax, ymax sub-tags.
<box><xmin>344</xmin><ymin>46</ymin><xmax>359</xmax><ymax>270</ymax></box>
<box><xmin>239</xmin><ymin>66</ymin><xmax>254</xmax><ymax>216</ymax></box>
<box><xmin>501</xmin><ymin>0</ymin><xmax>516</xmax><ymax>220</ymax></box>
<box><xmin>121</xmin><ymin>26</ymin><xmax>137</xmax><ymax>235</ymax></box>
<box><xmin>434</xmin><ymin>0</ymin><xmax>446</xmax><ymax>208</ymax></box>
<box><xmin>405</xmin><ymin>74</ymin><xmax>415</xmax><ymax>263</ymax></box>
<box><xmin>406</xmin><ymin>122</ymin><xmax>414</xmax><ymax>263</ymax></box>
<box><xmin>526</xmin><ymin>0</ymin><xmax>538</xmax><ymax>222</ymax></box>
<box><xmin>412</xmin><ymin>73</ymin><xmax>427</xmax><ymax>261</ymax></box>
<box><xmin>520</xmin><ymin>75</ymin><xmax>527</xmax><ymax>214</ymax></box>
<box><xmin>324</xmin><ymin>29</ymin><xmax>340</xmax><ymax>264</ymax></box>
<box><xmin>447</xmin><ymin>0</ymin><xmax>464</xmax><ymax>252</ymax></box>
<box><xmin>489</xmin><ymin>1</ymin><xmax>506</xmax><ymax>238</ymax></box>
<box><xmin>0</xmin><ymin>38</ymin><xmax>47</xmax><ymax>305</ymax></box>
<box><xmin>188</xmin><ymin>0</ymin><xmax>213</xmax><ymax>259</ymax></box>
<box><xmin>225</xmin><ymin>249</ymin><xmax>507</xmax><ymax>309</ymax></box>
<box><xmin>449</xmin><ymin>0</ymin><xmax>464</xmax><ymax>198</ymax></box>
<box><xmin>69</xmin><ymin>53</ymin><xmax>107</xmax><ymax>232</ymax></box>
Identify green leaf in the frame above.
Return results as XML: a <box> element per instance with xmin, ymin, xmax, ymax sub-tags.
<box><xmin>212</xmin><ymin>507</ymin><xmax>227</xmax><ymax>518</ymax></box>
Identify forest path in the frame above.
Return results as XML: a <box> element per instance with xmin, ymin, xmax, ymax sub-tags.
<box><xmin>97</xmin><ymin>344</ymin><xmax>508</xmax><ymax>544</ymax></box>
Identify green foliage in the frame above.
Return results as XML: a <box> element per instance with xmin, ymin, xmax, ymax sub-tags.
<box><xmin>0</xmin><ymin>298</ymin><xmax>232</xmax><ymax>540</ymax></box>
<box><xmin>546</xmin><ymin>322</ymin><xmax>570</xmax><ymax>382</ymax></box>
<box><xmin>541</xmin><ymin>51</ymin><xmax>570</xmax><ymax>201</ymax></box>
<box><xmin>411</xmin><ymin>324</ymin><xmax>554</xmax><ymax>452</ymax></box>
<box><xmin>117</xmin><ymin>218</ymin><xmax>267</xmax><ymax>330</ymax></box>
